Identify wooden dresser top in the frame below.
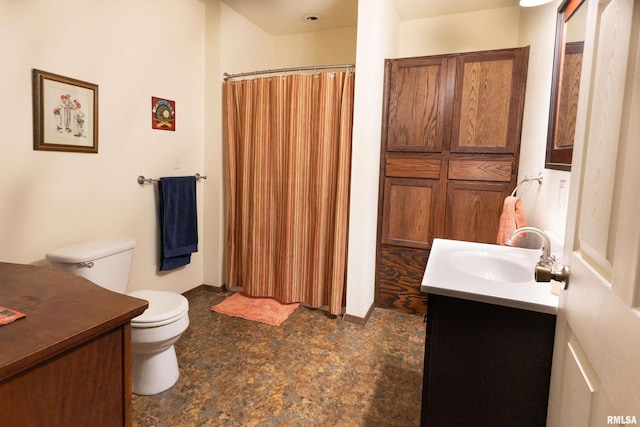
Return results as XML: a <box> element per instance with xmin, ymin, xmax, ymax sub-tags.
<box><xmin>0</xmin><ymin>262</ymin><xmax>148</xmax><ymax>382</ymax></box>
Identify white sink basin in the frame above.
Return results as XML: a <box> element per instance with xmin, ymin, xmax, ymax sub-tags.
<box><xmin>421</xmin><ymin>239</ymin><xmax>558</xmax><ymax>314</ymax></box>
<box><xmin>449</xmin><ymin>250</ymin><xmax>533</xmax><ymax>283</ymax></box>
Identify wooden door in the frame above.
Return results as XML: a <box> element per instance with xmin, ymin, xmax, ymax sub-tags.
<box><xmin>450</xmin><ymin>48</ymin><xmax>529</xmax><ymax>154</ymax></box>
<box><xmin>445</xmin><ymin>158</ymin><xmax>514</xmax><ymax>244</ymax></box>
<box><xmin>444</xmin><ymin>181</ymin><xmax>510</xmax><ymax>244</ymax></box>
<box><xmin>547</xmin><ymin>0</ymin><xmax>640</xmax><ymax>424</ymax></box>
<box><xmin>381</xmin><ymin>177</ymin><xmax>441</xmax><ymax>249</ymax></box>
<box><xmin>377</xmin><ymin>174</ymin><xmax>444</xmax><ymax>313</ymax></box>
<box><xmin>386</xmin><ymin>56</ymin><xmax>450</xmax><ymax>153</ymax></box>
<box><xmin>376</xmin><ymin>48</ymin><xmax>527</xmax><ymax>315</ymax></box>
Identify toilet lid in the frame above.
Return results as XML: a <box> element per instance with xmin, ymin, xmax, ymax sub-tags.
<box><xmin>128</xmin><ymin>290</ymin><xmax>188</xmax><ymax>325</ymax></box>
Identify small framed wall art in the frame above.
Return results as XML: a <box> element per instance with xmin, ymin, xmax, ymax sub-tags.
<box><xmin>32</xmin><ymin>69</ymin><xmax>98</xmax><ymax>153</ymax></box>
<box><xmin>152</xmin><ymin>97</ymin><xmax>175</xmax><ymax>131</ymax></box>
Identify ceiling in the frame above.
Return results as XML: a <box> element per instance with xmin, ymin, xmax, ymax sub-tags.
<box><xmin>221</xmin><ymin>0</ymin><xmax>521</xmax><ymax>36</ymax></box>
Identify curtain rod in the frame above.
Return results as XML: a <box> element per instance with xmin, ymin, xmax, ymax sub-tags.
<box><xmin>223</xmin><ymin>63</ymin><xmax>355</xmax><ymax>81</ymax></box>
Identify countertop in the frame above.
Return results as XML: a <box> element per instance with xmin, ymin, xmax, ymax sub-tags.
<box><xmin>420</xmin><ymin>239</ymin><xmax>559</xmax><ymax>314</ymax></box>
<box><xmin>0</xmin><ymin>262</ymin><xmax>148</xmax><ymax>382</ymax></box>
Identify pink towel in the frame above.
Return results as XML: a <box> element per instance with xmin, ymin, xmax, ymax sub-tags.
<box><xmin>497</xmin><ymin>196</ymin><xmax>526</xmax><ymax>245</ymax></box>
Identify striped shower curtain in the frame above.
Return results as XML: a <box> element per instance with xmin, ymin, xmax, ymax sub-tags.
<box><xmin>224</xmin><ymin>71</ymin><xmax>354</xmax><ymax>315</ymax></box>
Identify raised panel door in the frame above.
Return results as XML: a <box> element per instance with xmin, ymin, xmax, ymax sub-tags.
<box><xmin>381</xmin><ymin>177</ymin><xmax>442</xmax><ymax>249</ymax></box>
<box><xmin>547</xmin><ymin>0</ymin><xmax>640</xmax><ymax>423</ymax></box>
<box><xmin>386</xmin><ymin>57</ymin><xmax>450</xmax><ymax>153</ymax></box>
<box><xmin>444</xmin><ymin>181</ymin><xmax>510</xmax><ymax>244</ymax></box>
<box><xmin>450</xmin><ymin>48</ymin><xmax>529</xmax><ymax>154</ymax></box>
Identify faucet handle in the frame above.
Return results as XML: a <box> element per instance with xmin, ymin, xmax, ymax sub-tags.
<box><xmin>538</xmin><ymin>253</ymin><xmax>556</xmax><ymax>267</ymax></box>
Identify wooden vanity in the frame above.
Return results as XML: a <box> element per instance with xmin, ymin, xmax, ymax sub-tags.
<box><xmin>419</xmin><ymin>239</ymin><xmax>559</xmax><ymax>426</ymax></box>
<box><xmin>0</xmin><ymin>262</ymin><xmax>147</xmax><ymax>426</ymax></box>
<box><xmin>421</xmin><ymin>294</ymin><xmax>556</xmax><ymax>426</ymax></box>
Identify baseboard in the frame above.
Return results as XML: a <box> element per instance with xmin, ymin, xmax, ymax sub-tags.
<box><xmin>342</xmin><ymin>301</ymin><xmax>375</xmax><ymax>326</ymax></box>
<box><xmin>182</xmin><ymin>284</ymin><xmax>226</xmax><ymax>298</ymax></box>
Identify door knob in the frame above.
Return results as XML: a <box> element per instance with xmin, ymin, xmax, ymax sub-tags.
<box><xmin>535</xmin><ymin>264</ymin><xmax>570</xmax><ymax>288</ymax></box>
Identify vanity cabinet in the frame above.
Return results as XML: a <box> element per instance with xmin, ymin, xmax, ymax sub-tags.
<box><xmin>421</xmin><ymin>294</ymin><xmax>556</xmax><ymax>426</ymax></box>
<box><xmin>376</xmin><ymin>47</ymin><xmax>529</xmax><ymax>315</ymax></box>
<box><xmin>0</xmin><ymin>262</ymin><xmax>147</xmax><ymax>427</ymax></box>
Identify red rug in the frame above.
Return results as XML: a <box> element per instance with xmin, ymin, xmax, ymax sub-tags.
<box><xmin>211</xmin><ymin>293</ymin><xmax>299</xmax><ymax>326</ymax></box>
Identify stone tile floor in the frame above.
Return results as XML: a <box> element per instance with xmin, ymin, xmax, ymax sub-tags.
<box><xmin>132</xmin><ymin>289</ymin><xmax>425</xmax><ymax>426</ymax></box>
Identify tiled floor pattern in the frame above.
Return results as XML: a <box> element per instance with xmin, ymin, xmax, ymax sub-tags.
<box><xmin>132</xmin><ymin>289</ymin><xmax>425</xmax><ymax>426</ymax></box>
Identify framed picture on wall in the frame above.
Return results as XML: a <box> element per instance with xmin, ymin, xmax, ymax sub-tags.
<box><xmin>32</xmin><ymin>69</ymin><xmax>98</xmax><ymax>153</ymax></box>
<box><xmin>151</xmin><ymin>97</ymin><xmax>176</xmax><ymax>131</ymax></box>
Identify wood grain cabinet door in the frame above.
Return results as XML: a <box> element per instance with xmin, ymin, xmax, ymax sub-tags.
<box><xmin>450</xmin><ymin>48</ymin><xmax>529</xmax><ymax>154</ymax></box>
<box><xmin>445</xmin><ymin>158</ymin><xmax>514</xmax><ymax>244</ymax></box>
<box><xmin>378</xmin><ymin>177</ymin><xmax>442</xmax><ymax>315</ymax></box>
<box><xmin>381</xmin><ymin>177</ymin><xmax>443</xmax><ymax>249</ymax></box>
<box><xmin>444</xmin><ymin>181</ymin><xmax>511</xmax><ymax>244</ymax></box>
<box><xmin>376</xmin><ymin>48</ymin><xmax>528</xmax><ymax>315</ymax></box>
<box><xmin>386</xmin><ymin>57</ymin><xmax>450</xmax><ymax>153</ymax></box>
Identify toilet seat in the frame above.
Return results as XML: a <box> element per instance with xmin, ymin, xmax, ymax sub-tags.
<box><xmin>129</xmin><ymin>290</ymin><xmax>189</xmax><ymax>328</ymax></box>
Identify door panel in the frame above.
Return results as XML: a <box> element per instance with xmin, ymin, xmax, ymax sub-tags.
<box><xmin>387</xmin><ymin>57</ymin><xmax>449</xmax><ymax>152</ymax></box>
<box><xmin>381</xmin><ymin>178</ymin><xmax>441</xmax><ymax>249</ymax></box>
<box><xmin>445</xmin><ymin>181</ymin><xmax>510</xmax><ymax>243</ymax></box>
<box><xmin>448</xmin><ymin>159</ymin><xmax>513</xmax><ymax>182</ymax></box>
<box><xmin>385</xmin><ymin>154</ymin><xmax>441</xmax><ymax>179</ymax></box>
<box><xmin>451</xmin><ymin>49</ymin><xmax>528</xmax><ymax>154</ymax></box>
<box><xmin>548</xmin><ymin>0</ymin><xmax>640</xmax><ymax>424</ymax></box>
<box><xmin>555</xmin><ymin>334</ymin><xmax>598</xmax><ymax>427</ymax></box>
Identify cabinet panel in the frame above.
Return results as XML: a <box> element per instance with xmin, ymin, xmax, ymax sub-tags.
<box><xmin>445</xmin><ymin>181</ymin><xmax>510</xmax><ymax>244</ymax></box>
<box><xmin>387</xmin><ymin>57</ymin><xmax>449</xmax><ymax>152</ymax></box>
<box><xmin>451</xmin><ymin>48</ymin><xmax>529</xmax><ymax>154</ymax></box>
<box><xmin>448</xmin><ymin>159</ymin><xmax>512</xmax><ymax>182</ymax></box>
<box><xmin>386</xmin><ymin>154</ymin><xmax>441</xmax><ymax>179</ymax></box>
<box><xmin>382</xmin><ymin>178</ymin><xmax>441</xmax><ymax>249</ymax></box>
<box><xmin>421</xmin><ymin>295</ymin><xmax>556</xmax><ymax>426</ymax></box>
<box><xmin>377</xmin><ymin>246</ymin><xmax>428</xmax><ymax>315</ymax></box>
<box><xmin>0</xmin><ymin>328</ymin><xmax>124</xmax><ymax>426</ymax></box>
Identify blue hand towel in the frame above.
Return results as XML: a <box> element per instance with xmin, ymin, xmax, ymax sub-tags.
<box><xmin>158</xmin><ymin>176</ymin><xmax>198</xmax><ymax>271</ymax></box>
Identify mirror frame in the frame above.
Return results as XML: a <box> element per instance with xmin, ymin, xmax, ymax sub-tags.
<box><xmin>545</xmin><ymin>0</ymin><xmax>586</xmax><ymax>171</ymax></box>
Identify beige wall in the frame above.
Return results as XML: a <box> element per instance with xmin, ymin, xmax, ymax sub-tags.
<box><xmin>220</xmin><ymin>2</ymin><xmax>274</xmax><ymax>76</ymax></box>
<box><xmin>203</xmin><ymin>0</ymin><xmax>225</xmax><ymax>287</ymax></box>
<box><xmin>219</xmin><ymin>5</ymin><xmax>357</xmax><ymax>73</ymax></box>
<box><xmin>345</xmin><ymin>0</ymin><xmax>399</xmax><ymax>318</ymax></box>
<box><xmin>274</xmin><ymin>27</ymin><xmax>357</xmax><ymax>68</ymax></box>
<box><xmin>397</xmin><ymin>7</ymin><xmax>522</xmax><ymax>57</ymax></box>
<box><xmin>517</xmin><ymin>0</ymin><xmax>571</xmax><ymax>251</ymax></box>
<box><xmin>0</xmin><ymin>0</ymin><xmax>206</xmax><ymax>294</ymax></box>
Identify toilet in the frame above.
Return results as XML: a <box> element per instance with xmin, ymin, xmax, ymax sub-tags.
<box><xmin>46</xmin><ymin>237</ymin><xmax>189</xmax><ymax>396</ymax></box>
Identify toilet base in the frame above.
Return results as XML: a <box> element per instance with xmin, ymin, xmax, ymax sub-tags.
<box><xmin>132</xmin><ymin>344</ymin><xmax>180</xmax><ymax>395</ymax></box>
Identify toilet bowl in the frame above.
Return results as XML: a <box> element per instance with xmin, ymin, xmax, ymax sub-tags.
<box><xmin>129</xmin><ymin>289</ymin><xmax>190</xmax><ymax>395</ymax></box>
<box><xmin>46</xmin><ymin>237</ymin><xmax>190</xmax><ymax>395</ymax></box>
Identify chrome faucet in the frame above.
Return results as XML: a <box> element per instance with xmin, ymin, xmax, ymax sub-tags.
<box><xmin>505</xmin><ymin>227</ymin><xmax>555</xmax><ymax>267</ymax></box>
<box><xmin>505</xmin><ymin>227</ymin><xmax>570</xmax><ymax>285</ymax></box>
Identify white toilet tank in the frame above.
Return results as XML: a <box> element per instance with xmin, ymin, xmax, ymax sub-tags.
<box><xmin>46</xmin><ymin>237</ymin><xmax>137</xmax><ymax>294</ymax></box>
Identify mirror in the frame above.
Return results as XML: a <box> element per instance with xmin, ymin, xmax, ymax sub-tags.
<box><xmin>545</xmin><ymin>0</ymin><xmax>587</xmax><ymax>171</ymax></box>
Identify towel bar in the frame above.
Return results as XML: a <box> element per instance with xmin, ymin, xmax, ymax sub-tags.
<box><xmin>137</xmin><ymin>173</ymin><xmax>207</xmax><ymax>185</ymax></box>
<box><xmin>510</xmin><ymin>173</ymin><xmax>543</xmax><ymax>197</ymax></box>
